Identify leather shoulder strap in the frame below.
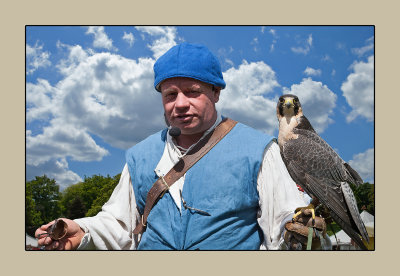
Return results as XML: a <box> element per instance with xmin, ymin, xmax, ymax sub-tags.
<box><xmin>133</xmin><ymin>118</ymin><xmax>237</xmax><ymax>235</ymax></box>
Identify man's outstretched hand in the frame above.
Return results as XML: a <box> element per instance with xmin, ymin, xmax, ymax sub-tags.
<box><xmin>35</xmin><ymin>218</ymin><xmax>85</xmax><ymax>250</ymax></box>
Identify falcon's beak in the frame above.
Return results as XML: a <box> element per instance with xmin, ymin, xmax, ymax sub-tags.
<box><xmin>284</xmin><ymin>98</ymin><xmax>294</xmax><ymax>109</ymax></box>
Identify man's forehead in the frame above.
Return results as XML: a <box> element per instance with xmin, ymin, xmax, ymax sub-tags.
<box><xmin>160</xmin><ymin>77</ymin><xmax>210</xmax><ymax>90</ymax></box>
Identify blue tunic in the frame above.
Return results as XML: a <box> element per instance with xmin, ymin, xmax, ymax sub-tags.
<box><xmin>126</xmin><ymin>123</ymin><xmax>273</xmax><ymax>250</ymax></box>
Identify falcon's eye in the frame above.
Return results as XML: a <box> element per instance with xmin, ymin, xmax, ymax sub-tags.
<box><xmin>279</xmin><ymin>98</ymin><xmax>285</xmax><ymax>103</ymax></box>
<box><xmin>293</xmin><ymin>98</ymin><xmax>298</xmax><ymax>103</ymax></box>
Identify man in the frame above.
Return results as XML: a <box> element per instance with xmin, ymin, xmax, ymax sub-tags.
<box><xmin>36</xmin><ymin>42</ymin><xmax>327</xmax><ymax>250</ymax></box>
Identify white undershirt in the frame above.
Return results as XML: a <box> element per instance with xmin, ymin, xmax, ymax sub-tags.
<box><xmin>74</xmin><ymin>114</ymin><xmax>308</xmax><ymax>250</ymax></box>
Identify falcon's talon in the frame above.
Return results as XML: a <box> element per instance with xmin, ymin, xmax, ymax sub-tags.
<box><xmin>293</xmin><ymin>210</ymin><xmax>303</xmax><ymax>221</ymax></box>
<box><xmin>310</xmin><ymin>207</ymin><xmax>316</xmax><ymax>226</ymax></box>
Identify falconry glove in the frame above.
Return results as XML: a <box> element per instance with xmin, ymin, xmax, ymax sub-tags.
<box><xmin>283</xmin><ymin>209</ymin><xmax>328</xmax><ymax>250</ymax></box>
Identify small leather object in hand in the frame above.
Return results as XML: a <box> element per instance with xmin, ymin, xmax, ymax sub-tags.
<box><xmin>44</xmin><ymin>219</ymin><xmax>68</xmax><ymax>240</ymax></box>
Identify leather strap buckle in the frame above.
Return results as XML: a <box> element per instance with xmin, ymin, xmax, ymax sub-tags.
<box><xmin>159</xmin><ymin>176</ymin><xmax>170</xmax><ymax>198</ymax></box>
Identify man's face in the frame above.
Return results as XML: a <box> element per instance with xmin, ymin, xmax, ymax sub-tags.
<box><xmin>161</xmin><ymin>77</ymin><xmax>220</xmax><ymax>135</ymax></box>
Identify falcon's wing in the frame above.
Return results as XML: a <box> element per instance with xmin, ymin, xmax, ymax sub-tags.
<box><xmin>282</xmin><ymin>128</ymin><xmax>348</xmax><ymax>185</ymax></box>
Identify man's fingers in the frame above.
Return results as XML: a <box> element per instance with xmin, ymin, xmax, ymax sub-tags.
<box><xmin>43</xmin><ymin>236</ymin><xmax>54</xmax><ymax>246</ymax></box>
<box><xmin>44</xmin><ymin>240</ymin><xmax>61</xmax><ymax>250</ymax></box>
<box><xmin>36</xmin><ymin>234</ymin><xmax>49</xmax><ymax>246</ymax></box>
<box><xmin>35</xmin><ymin>220</ymin><xmax>56</xmax><ymax>238</ymax></box>
<box><xmin>35</xmin><ymin>223</ymin><xmax>51</xmax><ymax>238</ymax></box>
<box><xmin>42</xmin><ymin>220</ymin><xmax>56</xmax><ymax>230</ymax></box>
<box><xmin>56</xmin><ymin>240</ymin><xmax>67</xmax><ymax>250</ymax></box>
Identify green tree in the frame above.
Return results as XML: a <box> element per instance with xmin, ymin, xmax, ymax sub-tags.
<box><xmin>352</xmin><ymin>182</ymin><xmax>375</xmax><ymax>215</ymax></box>
<box><xmin>60</xmin><ymin>174</ymin><xmax>119</xmax><ymax>219</ymax></box>
<box><xmin>67</xmin><ymin>195</ymin><xmax>87</xmax><ymax>219</ymax></box>
<box><xmin>367</xmin><ymin>184</ymin><xmax>375</xmax><ymax>215</ymax></box>
<box><xmin>26</xmin><ymin>175</ymin><xmax>61</xmax><ymax>228</ymax></box>
<box><xmin>26</xmin><ymin>186</ymin><xmax>42</xmax><ymax>227</ymax></box>
<box><xmin>86</xmin><ymin>173</ymin><xmax>120</xmax><ymax>217</ymax></box>
<box><xmin>60</xmin><ymin>183</ymin><xmax>84</xmax><ymax>217</ymax></box>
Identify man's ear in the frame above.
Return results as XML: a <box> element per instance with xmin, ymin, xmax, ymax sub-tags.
<box><xmin>213</xmin><ymin>87</ymin><xmax>221</xmax><ymax>103</ymax></box>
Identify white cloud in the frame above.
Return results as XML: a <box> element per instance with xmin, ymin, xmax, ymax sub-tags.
<box><xmin>86</xmin><ymin>26</ymin><xmax>116</xmax><ymax>51</ymax></box>
<box><xmin>352</xmin><ymin>36</ymin><xmax>374</xmax><ymax>57</ymax></box>
<box><xmin>26</xmin><ymin>79</ymin><xmax>57</xmax><ymax>122</ymax></box>
<box><xmin>304</xmin><ymin>67</ymin><xmax>322</xmax><ymax>77</ymax></box>
<box><xmin>225</xmin><ymin>58</ymin><xmax>234</xmax><ymax>67</ymax></box>
<box><xmin>251</xmin><ymin>37</ymin><xmax>259</xmax><ymax>52</ymax></box>
<box><xmin>56</xmin><ymin>53</ymin><xmax>163</xmax><ymax>148</ymax></box>
<box><xmin>269</xmin><ymin>28</ymin><xmax>278</xmax><ymax>52</ymax></box>
<box><xmin>26</xmin><ymin>41</ymin><xmax>51</xmax><ymax>74</ymax></box>
<box><xmin>26</xmin><ymin>120</ymin><xmax>109</xmax><ymax>166</ymax></box>
<box><xmin>218</xmin><ymin>46</ymin><xmax>234</xmax><ymax>56</ymax></box>
<box><xmin>26</xmin><ymin>158</ymin><xmax>82</xmax><ymax>190</ymax></box>
<box><xmin>218</xmin><ymin>47</ymin><xmax>235</xmax><ymax>68</ymax></box>
<box><xmin>27</xmin><ymin>27</ymin><xmax>179</xmax><ymax>187</ymax></box>
<box><xmin>348</xmin><ymin>148</ymin><xmax>374</xmax><ymax>183</ymax></box>
<box><xmin>217</xmin><ymin>60</ymin><xmax>280</xmax><ymax>135</ymax></box>
<box><xmin>123</xmin><ymin>32</ymin><xmax>135</xmax><ymax>47</ymax></box>
<box><xmin>283</xmin><ymin>78</ymin><xmax>337</xmax><ymax>133</ymax></box>
<box><xmin>270</xmin><ymin>44</ymin><xmax>275</xmax><ymax>52</ymax></box>
<box><xmin>26</xmin><ymin>45</ymin><xmax>168</xmax><ymax>187</ymax></box>
<box><xmin>291</xmin><ymin>34</ymin><xmax>312</xmax><ymax>55</ymax></box>
<box><xmin>135</xmin><ymin>26</ymin><xmax>178</xmax><ymax>59</ymax></box>
<box><xmin>341</xmin><ymin>55</ymin><xmax>374</xmax><ymax>122</ymax></box>
<box><xmin>322</xmin><ymin>54</ymin><xmax>332</xmax><ymax>62</ymax></box>
<box><xmin>307</xmin><ymin>34</ymin><xmax>313</xmax><ymax>46</ymax></box>
<box><xmin>56</xmin><ymin>44</ymin><xmax>90</xmax><ymax>76</ymax></box>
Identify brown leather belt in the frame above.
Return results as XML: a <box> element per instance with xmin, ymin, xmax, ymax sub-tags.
<box><xmin>133</xmin><ymin>117</ymin><xmax>237</xmax><ymax>235</ymax></box>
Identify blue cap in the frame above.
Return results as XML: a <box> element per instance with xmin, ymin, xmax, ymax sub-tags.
<box><xmin>154</xmin><ymin>42</ymin><xmax>226</xmax><ymax>92</ymax></box>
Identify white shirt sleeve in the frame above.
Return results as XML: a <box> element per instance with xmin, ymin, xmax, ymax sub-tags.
<box><xmin>257</xmin><ymin>141</ymin><xmax>309</xmax><ymax>250</ymax></box>
<box><xmin>74</xmin><ymin>164</ymin><xmax>140</xmax><ymax>250</ymax></box>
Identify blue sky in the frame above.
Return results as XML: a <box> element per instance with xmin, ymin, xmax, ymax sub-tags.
<box><xmin>26</xmin><ymin>26</ymin><xmax>374</xmax><ymax>190</ymax></box>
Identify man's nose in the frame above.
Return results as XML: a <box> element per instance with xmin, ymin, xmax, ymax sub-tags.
<box><xmin>175</xmin><ymin>92</ymin><xmax>190</xmax><ymax>109</ymax></box>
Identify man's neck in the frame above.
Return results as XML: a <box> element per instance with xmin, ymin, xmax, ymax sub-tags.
<box><xmin>174</xmin><ymin>132</ymin><xmax>205</xmax><ymax>150</ymax></box>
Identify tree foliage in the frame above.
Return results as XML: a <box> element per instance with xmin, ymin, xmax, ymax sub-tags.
<box><xmin>26</xmin><ymin>175</ymin><xmax>62</xmax><ymax>229</ymax></box>
<box><xmin>351</xmin><ymin>182</ymin><xmax>375</xmax><ymax>215</ymax></box>
<box><xmin>86</xmin><ymin>173</ymin><xmax>120</xmax><ymax>217</ymax></box>
<box><xmin>60</xmin><ymin>174</ymin><xmax>120</xmax><ymax>219</ymax></box>
<box><xmin>67</xmin><ymin>195</ymin><xmax>87</xmax><ymax>219</ymax></box>
<box><xmin>26</xmin><ymin>173</ymin><xmax>120</xmax><ymax>234</ymax></box>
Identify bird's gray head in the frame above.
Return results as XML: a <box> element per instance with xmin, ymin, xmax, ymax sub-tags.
<box><xmin>276</xmin><ymin>94</ymin><xmax>303</xmax><ymax>119</ymax></box>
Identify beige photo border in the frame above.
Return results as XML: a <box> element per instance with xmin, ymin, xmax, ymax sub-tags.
<box><xmin>1</xmin><ymin>0</ymin><xmax>395</xmax><ymax>275</ymax></box>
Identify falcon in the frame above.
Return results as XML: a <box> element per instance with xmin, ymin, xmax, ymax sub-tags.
<box><xmin>276</xmin><ymin>94</ymin><xmax>369</xmax><ymax>250</ymax></box>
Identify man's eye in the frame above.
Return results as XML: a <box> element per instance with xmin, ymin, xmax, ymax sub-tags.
<box><xmin>165</xmin><ymin>93</ymin><xmax>177</xmax><ymax>99</ymax></box>
<box><xmin>188</xmin><ymin>90</ymin><xmax>200</xmax><ymax>96</ymax></box>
